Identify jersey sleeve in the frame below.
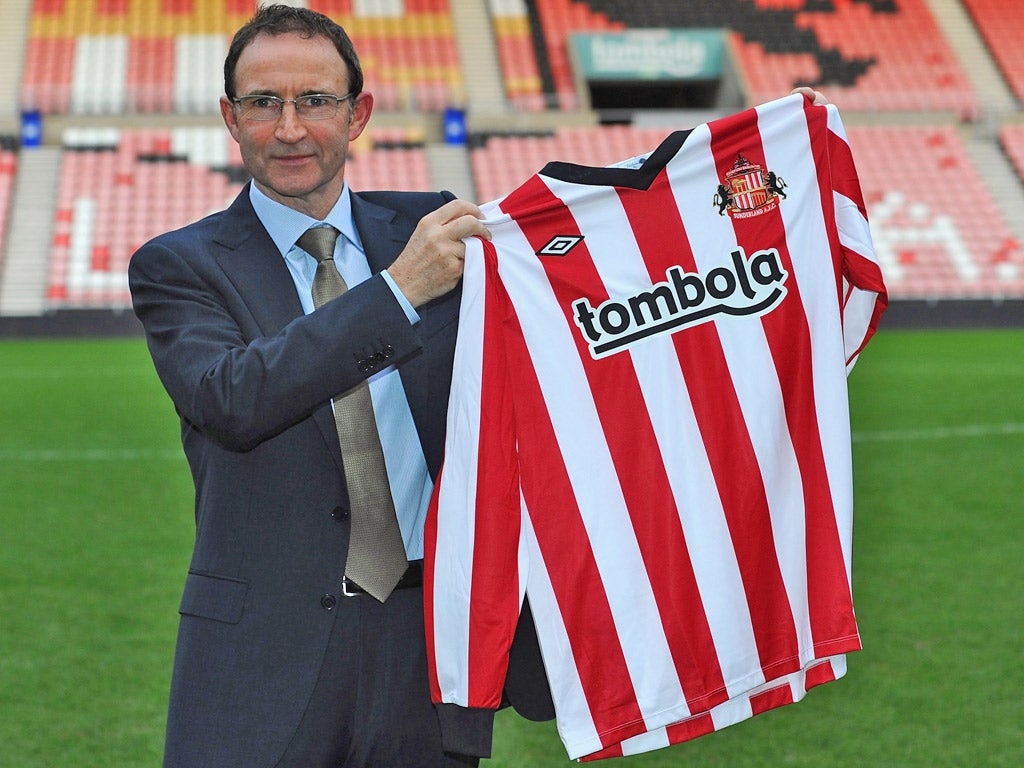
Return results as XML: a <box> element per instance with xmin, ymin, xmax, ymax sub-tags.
<box><xmin>425</xmin><ymin>236</ymin><xmax>525</xmax><ymax>710</ymax></box>
<box><xmin>825</xmin><ymin>105</ymin><xmax>888</xmax><ymax>371</ymax></box>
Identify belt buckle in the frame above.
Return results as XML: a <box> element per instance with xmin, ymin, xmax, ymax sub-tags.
<box><xmin>341</xmin><ymin>577</ymin><xmax>362</xmax><ymax>597</ymax></box>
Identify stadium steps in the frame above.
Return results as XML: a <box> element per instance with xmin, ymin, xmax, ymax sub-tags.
<box><xmin>963</xmin><ymin>129</ymin><xmax>1024</xmax><ymax>246</ymax></box>
<box><xmin>0</xmin><ymin>0</ymin><xmax>31</xmax><ymax>123</ymax></box>
<box><xmin>449</xmin><ymin>0</ymin><xmax>507</xmax><ymax>115</ymax></box>
<box><xmin>0</xmin><ymin>147</ymin><xmax>60</xmax><ymax>316</ymax></box>
<box><xmin>426</xmin><ymin>144</ymin><xmax>477</xmax><ymax>202</ymax></box>
<box><xmin>924</xmin><ymin>0</ymin><xmax>1016</xmax><ymax>116</ymax></box>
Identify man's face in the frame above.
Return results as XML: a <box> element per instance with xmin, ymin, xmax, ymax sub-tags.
<box><xmin>220</xmin><ymin>32</ymin><xmax>372</xmax><ymax>220</ymax></box>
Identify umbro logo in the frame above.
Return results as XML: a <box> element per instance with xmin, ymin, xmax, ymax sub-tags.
<box><xmin>537</xmin><ymin>235</ymin><xmax>584</xmax><ymax>256</ymax></box>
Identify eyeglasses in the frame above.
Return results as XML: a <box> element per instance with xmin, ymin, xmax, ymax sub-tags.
<box><xmin>231</xmin><ymin>92</ymin><xmax>354</xmax><ymax>121</ymax></box>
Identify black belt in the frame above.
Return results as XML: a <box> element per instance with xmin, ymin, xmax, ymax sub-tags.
<box><xmin>342</xmin><ymin>561</ymin><xmax>423</xmax><ymax>597</ymax></box>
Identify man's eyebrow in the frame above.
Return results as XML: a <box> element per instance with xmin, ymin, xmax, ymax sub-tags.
<box><xmin>238</xmin><ymin>90</ymin><xmax>336</xmax><ymax>97</ymax></box>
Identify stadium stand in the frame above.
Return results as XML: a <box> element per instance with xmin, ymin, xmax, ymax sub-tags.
<box><xmin>43</xmin><ymin>125</ymin><xmax>431</xmax><ymax>309</ymax></box>
<box><xmin>495</xmin><ymin>0</ymin><xmax>979</xmax><ymax>117</ymax></box>
<box><xmin>847</xmin><ymin>124</ymin><xmax>1024</xmax><ymax>298</ymax></box>
<box><xmin>47</xmin><ymin>126</ymin><xmax>246</xmax><ymax>307</ymax></box>
<box><xmin>20</xmin><ymin>0</ymin><xmax>464</xmax><ymax>115</ymax></box>
<box><xmin>961</xmin><ymin>0</ymin><xmax>1024</xmax><ymax>103</ymax></box>
<box><xmin>3</xmin><ymin>0</ymin><xmax>1024</xmax><ymax>323</ymax></box>
<box><xmin>487</xmin><ymin>0</ymin><xmax>546</xmax><ymax>111</ymax></box>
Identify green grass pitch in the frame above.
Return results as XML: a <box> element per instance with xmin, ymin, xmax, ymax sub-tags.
<box><xmin>1</xmin><ymin>328</ymin><xmax>1021</xmax><ymax>767</ymax></box>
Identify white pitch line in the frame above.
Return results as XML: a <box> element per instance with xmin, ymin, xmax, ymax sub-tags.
<box><xmin>0</xmin><ymin>368</ymin><xmax>154</xmax><ymax>380</ymax></box>
<box><xmin>0</xmin><ymin>448</ymin><xmax>183</xmax><ymax>461</ymax></box>
<box><xmin>852</xmin><ymin>423</ymin><xmax>1024</xmax><ymax>443</ymax></box>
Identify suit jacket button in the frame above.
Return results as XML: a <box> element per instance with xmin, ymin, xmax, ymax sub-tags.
<box><xmin>331</xmin><ymin>506</ymin><xmax>349</xmax><ymax>522</ymax></box>
<box><xmin>320</xmin><ymin>594</ymin><xmax>337</xmax><ymax>611</ymax></box>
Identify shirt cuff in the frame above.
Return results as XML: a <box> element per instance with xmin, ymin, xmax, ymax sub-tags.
<box><xmin>382</xmin><ymin>269</ymin><xmax>420</xmax><ymax>325</ymax></box>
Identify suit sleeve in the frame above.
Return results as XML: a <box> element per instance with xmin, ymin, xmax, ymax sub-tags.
<box><xmin>128</xmin><ymin>227</ymin><xmax>423</xmax><ymax>452</ymax></box>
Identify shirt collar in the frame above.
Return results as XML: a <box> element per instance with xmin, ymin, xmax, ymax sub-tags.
<box><xmin>248</xmin><ymin>182</ymin><xmax>364</xmax><ymax>256</ymax></box>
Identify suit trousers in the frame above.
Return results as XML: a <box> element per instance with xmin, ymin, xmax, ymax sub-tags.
<box><xmin>274</xmin><ymin>584</ymin><xmax>479</xmax><ymax>768</ymax></box>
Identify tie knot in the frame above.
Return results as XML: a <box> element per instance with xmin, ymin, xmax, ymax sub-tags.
<box><xmin>297</xmin><ymin>225</ymin><xmax>340</xmax><ymax>264</ymax></box>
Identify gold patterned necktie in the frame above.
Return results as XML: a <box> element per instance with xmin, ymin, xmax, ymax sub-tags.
<box><xmin>298</xmin><ymin>226</ymin><xmax>408</xmax><ymax>602</ymax></box>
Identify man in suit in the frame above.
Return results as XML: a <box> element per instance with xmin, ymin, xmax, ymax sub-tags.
<box><xmin>129</xmin><ymin>5</ymin><xmax>550</xmax><ymax>767</ymax></box>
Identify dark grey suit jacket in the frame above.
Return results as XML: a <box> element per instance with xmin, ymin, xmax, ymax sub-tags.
<box><xmin>129</xmin><ymin>186</ymin><xmax>551</xmax><ymax>768</ymax></box>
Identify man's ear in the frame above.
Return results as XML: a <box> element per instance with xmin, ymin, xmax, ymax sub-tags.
<box><xmin>220</xmin><ymin>96</ymin><xmax>241</xmax><ymax>143</ymax></box>
<box><xmin>348</xmin><ymin>91</ymin><xmax>374</xmax><ymax>143</ymax></box>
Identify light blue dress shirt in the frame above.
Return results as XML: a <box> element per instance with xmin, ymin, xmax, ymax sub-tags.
<box><xmin>249</xmin><ymin>183</ymin><xmax>433</xmax><ymax>559</ymax></box>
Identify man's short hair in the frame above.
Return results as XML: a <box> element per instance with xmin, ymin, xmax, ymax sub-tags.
<box><xmin>224</xmin><ymin>4</ymin><xmax>363</xmax><ymax>100</ymax></box>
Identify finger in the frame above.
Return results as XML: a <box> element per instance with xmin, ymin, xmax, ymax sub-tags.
<box><xmin>444</xmin><ymin>213</ymin><xmax>491</xmax><ymax>242</ymax></box>
<box><xmin>434</xmin><ymin>198</ymin><xmax>485</xmax><ymax>225</ymax></box>
<box><xmin>790</xmin><ymin>86</ymin><xmax>829</xmax><ymax>106</ymax></box>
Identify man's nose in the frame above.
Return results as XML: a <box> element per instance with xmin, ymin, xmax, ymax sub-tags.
<box><xmin>274</xmin><ymin>102</ymin><xmax>307</xmax><ymax>140</ymax></box>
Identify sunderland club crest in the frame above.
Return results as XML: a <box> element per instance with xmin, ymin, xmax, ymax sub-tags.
<box><xmin>714</xmin><ymin>154</ymin><xmax>787</xmax><ymax>219</ymax></box>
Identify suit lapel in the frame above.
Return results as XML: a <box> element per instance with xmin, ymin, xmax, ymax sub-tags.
<box><xmin>351</xmin><ymin>192</ymin><xmax>407</xmax><ymax>274</ymax></box>
<box><xmin>211</xmin><ymin>187</ymin><xmax>305</xmax><ymax>337</ymax></box>
<box><xmin>211</xmin><ymin>186</ymin><xmax>344</xmax><ymax>470</ymax></box>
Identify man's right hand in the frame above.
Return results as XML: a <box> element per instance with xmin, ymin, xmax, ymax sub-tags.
<box><xmin>387</xmin><ymin>199</ymin><xmax>491</xmax><ymax>307</ymax></box>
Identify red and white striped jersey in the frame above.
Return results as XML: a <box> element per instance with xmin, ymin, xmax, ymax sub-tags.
<box><xmin>425</xmin><ymin>94</ymin><xmax>887</xmax><ymax>761</ymax></box>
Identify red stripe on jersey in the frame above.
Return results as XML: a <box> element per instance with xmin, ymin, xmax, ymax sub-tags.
<box><xmin>666</xmin><ymin>711</ymin><xmax>716</xmax><ymax>744</ymax></box>
<box><xmin>805</xmin><ymin>658</ymin><xmax>838</xmax><ymax>690</ymax></box>
<box><xmin>825</xmin><ymin>126</ymin><xmax>867</xmax><ymax>218</ymax></box>
<box><xmin>750</xmin><ymin>681</ymin><xmax>795</xmax><ymax>716</ymax></box>
<box><xmin>465</xmin><ymin>241</ymin><xmax>527</xmax><ymax>706</ymax></box>
<box><xmin>712</xmin><ymin>103</ymin><xmax>859</xmax><ymax>657</ymax></box>
<box><xmin>424</xmin><ymin>470</ymin><xmax>442</xmax><ymax>700</ymax></box>
<box><xmin>817</xmin><ymin>108</ymin><xmax>886</xmax><ymax>321</ymax></box>
<box><xmin>502</xmin><ymin>173</ymin><xmax>730</xmax><ymax>716</ymax></box>
<box><xmin>822</xmin><ymin>121</ymin><xmax>887</xmax><ymax>358</ymax></box>
<box><xmin>500</xmin><ymin>175</ymin><xmax>646</xmax><ymax>743</ymax></box>
<box><xmin>803</xmin><ymin>103</ymin><xmax>846</xmax><ymax>307</ymax></box>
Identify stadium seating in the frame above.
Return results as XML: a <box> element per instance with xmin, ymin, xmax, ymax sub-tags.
<box><xmin>961</xmin><ymin>0</ymin><xmax>1024</xmax><ymax>103</ymax></box>
<box><xmin>500</xmin><ymin>0</ymin><xmax>978</xmax><ymax>117</ymax></box>
<box><xmin>20</xmin><ymin>0</ymin><xmax>464</xmax><ymax>115</ymax></box>
<box><xmin>4</xmin><ymin>0</ymin><xmax>1024</xmax><ymax>315</ymax></box>
<box><xmin>847</xmin><ymin>125</ymin><xmax>1024</xmax><ymax>298</ymax></box>
<box><xmin>487</xmin><ymin>0</ymin><xmax>547</xmax><ymax>111</ymax></box>
<box><xmin>45</xmin><ymin>127</ymin><xmax>431</xmax><ymax>309</ymax></box>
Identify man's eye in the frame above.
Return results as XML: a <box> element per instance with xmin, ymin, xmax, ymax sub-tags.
<box><xmin>251</xmin><ymin>97</ymin><xmax>277</xmax><ymax>109</ymax></box>
<box><xmin>303</xmin><ymin>96</ymin><xmax>329</xmax><ymax>107</ymax></box>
